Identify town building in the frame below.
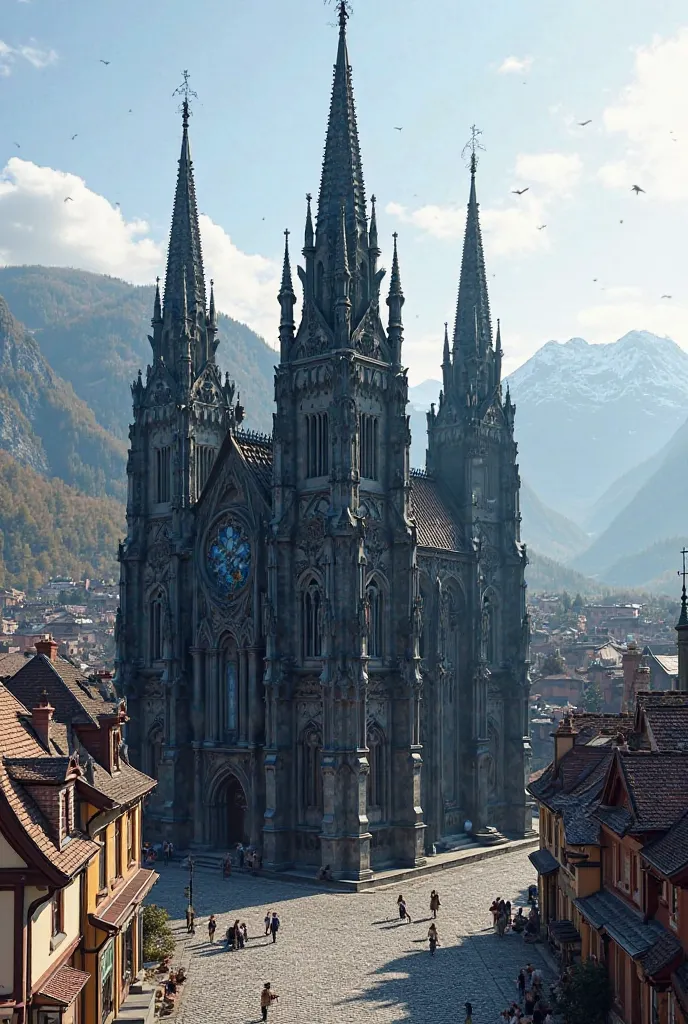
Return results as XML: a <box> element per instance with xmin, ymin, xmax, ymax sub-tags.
<box><xmin>116</xmin><ymin>5</ymin><xmax>531</xmax><ymax>876</ymax></box>
<box><xmin>0</xmin><ymin>638</ymin><xmax>157</xmax><ymax>1024</ymax></box>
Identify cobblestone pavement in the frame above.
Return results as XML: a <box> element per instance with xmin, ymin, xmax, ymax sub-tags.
<box><xmin>151</xmin><ymin>850</ymin><xmax>553</xmax><ymax>1024</ymax></box>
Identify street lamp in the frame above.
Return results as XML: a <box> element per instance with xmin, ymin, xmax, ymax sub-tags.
<box><xmin>184</xmin><ymin>856</ymin><xmax>194</xmax><ymax>933</ymax></box>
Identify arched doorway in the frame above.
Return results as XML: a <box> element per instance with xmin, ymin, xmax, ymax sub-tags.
<box><xmin>210</xmin><ymin>773</ymin><xmax>249</xmax><ymax>849</ymax></box>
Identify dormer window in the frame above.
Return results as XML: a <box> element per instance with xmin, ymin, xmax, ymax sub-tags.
<box><xmin>59</xmin><ymin>787</ymin><xmax>72</xmax><ymax>844</ymax></box>
<box><xmin>112</xmin><ymin>729</ymin><xmax>121</xmax><ymax>772</ymax></box>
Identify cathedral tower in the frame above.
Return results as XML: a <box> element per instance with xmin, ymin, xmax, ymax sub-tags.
<box><xmin>118</xmin><ymin>97</ymin><xmax>240</xmax><ymax>838</ymax></box>
<box><xmin>262</xmin><ymin>3</ymin><xmax>425</xmax><ymax>876</ymax></box>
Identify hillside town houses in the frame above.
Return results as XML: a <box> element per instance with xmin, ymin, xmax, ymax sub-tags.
<box><xmin>527</xmin><ymin>584</ymin><xmax>688</xmax><ymax>1024</ymax></box>
<box><xmin>0</xmin><ymin>637</ymin><xmax>157</xmax><ymax>1024</ymax></box>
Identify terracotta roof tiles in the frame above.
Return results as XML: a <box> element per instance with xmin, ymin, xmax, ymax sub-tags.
<box><xmin>409</xmin><ymin>473</ymin><xmax>461</xmax><ymax>552</ymax></box>
<box><xmin>91</xmin><ymin>867</ymin><xmax>158</xmax><ymax>930</ymax></box>
<box><xmin>36</xmin><ymin>963</ymin><xmax>91</xmax><ymax>1006</ymax></box>
<box><xmin>619</xmin><ymin>752</ymin><xmax>688</xmax><ymax>832</ymax></box>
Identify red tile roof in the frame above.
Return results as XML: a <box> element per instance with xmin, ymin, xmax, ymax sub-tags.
<box><xmin>91</xmin><ymin>868</ymin><xmax>158</xmax><ymax>931</ymax></box>
<box><xmin>619</xmin><ymin>752</ymin><xmax>688</xmax><ymax>832</ymax></box>
<box><xmin>35</xmin><ymin>963</ymin><xmax>91</xmax><ymax>1006</ymax></box>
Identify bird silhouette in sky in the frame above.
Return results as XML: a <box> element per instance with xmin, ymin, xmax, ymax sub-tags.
<box><xmin>512</xmin><ymin>188</ymin><xmax>529</xmax><ymax>196</ymax></box>
<box><xmin>536</xmin><ymin>224</ymin><xmax>547</xmax><ymax>230</ymax></box>
<box><xmin>71</xmin><ymin>134</ymin><xmax>78</xmax><ymax>140</ymax></box>
<box><xmin>619</xmin><ymin>219</ymin><xmax>624</xmax><ymax>224</ymax></box>
<box><xmin>661</xmin><ymin>294</ymin><xmax>673</xmax><ymax>299</ymax></box>
<box><xmin>99</xmin><ymin>59</ymin><xmax>110</xmax><ymax>65</ymax></box>
<box><xmin>393</xmin><ymin>126</ymin><xmax>403</xmax><ymax>131</ymax></box>
<box><xmin>631</xmin><ymin>185</ymin><xmax>645</xmax><ymax>194</ymax></box>
<box><xmin>593</xmin><ymin>278</ymin><xmax>598</xmax><ymax>282</ymax></box>
<box><xmin>578</xmin><ymin>119</ymin><xmax>592</xmax><ymax>126</ymax></box>
<box><xmin>13</xmin><ymin>142</ymin><xmax>20</xmax><ymax>148</ymax></box>
<box><xmin>64</xmin><ymin>197</ymin><xmax>73</xmax><ymax>203</ymax></box>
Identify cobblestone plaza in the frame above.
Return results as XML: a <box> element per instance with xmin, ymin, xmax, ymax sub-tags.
<box><xmin>152</xmin><ymin>849</ymin><xmax>552</xmax><ymax>1024</ymax></box>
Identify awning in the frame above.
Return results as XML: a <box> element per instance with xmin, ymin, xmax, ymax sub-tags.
<box><xmin>34</xmin><ymin>964</ymin><xmax>90</xmax><ymax>1007</ymax></box>
<box><xmin>574</xmin><ymin>889</ymin><xmax>681</xmax><ymax>965</ymax></box>
<box><xmin>529</xmin><ymin>848</ymin><xmax>559</xmax><ymax>875</ymax></box>
<box><xmin>90</xmin><ymin>867</ymin><xmax>158</xmax><ymax>933</ymax></box>
<box><xmin>548</xmin><ymin>919</ymin><xmax>581</xmax><ymax>946</ymax></box>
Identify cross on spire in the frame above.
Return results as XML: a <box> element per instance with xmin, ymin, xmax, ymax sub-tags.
<box><xmin>461</xmin><ymin>124</ymin><xmax>485</xmax><ymax>175</ymax></box>
<box><xmin>678</xmin><ymin>547</ymin><xmax>688</xmax><ymax>627</ymax></box>
<box><xmin>333</xmin><ymin>0</ymin><xmax>351</xmax><ymax>27</ymax></box>
<box><xmin>173</xmin><ymin>70</ymin><xmax>198</xmax><ymax>127</ymax></box>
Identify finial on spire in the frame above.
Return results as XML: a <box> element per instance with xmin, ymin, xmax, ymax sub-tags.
<box><xmin>333</xmin><ymin>0</ymin><xmax>351</xmax><ymax>29</ymax></box>
<box><xmin>461</xmin><ymin>124</ymin><xmax>485</xmax><ymax>175</ymax></box>
<box><xmin>678</xmin><ymin>548</ymin><xmax>688</xmax><ymax>627</ymax></box>
<box><xmin>443</xmin><ymin>322</ymin><xmax>450</xmax><ymax>364</ymax></box>
<box><xmin>389</xmin><ymin>231</ymin><xmax>403</xmax><ymax>295</ymax></box>
<box><xmin>280</xmin><ymin>228</ymin><xmax>294</xmax><ymax>293</ymax></box>
<box><xmin>173</xmin><ymin>70</ymin><xmax>198</xmax><ymax>129</ymax></box>
<box><xmin>208</xmin><ymin>278</ymin><xmax>217</xmax><ymax>327</ymax></box>
<box><xmin>304</xmin><ymin>193</ymin><xmax>314</xmax><ymax>251</ymax></box>
<box><xmin>369</xmin><ymin>193</ymin><xmax>379</xmax><ymax>252</ymax></box>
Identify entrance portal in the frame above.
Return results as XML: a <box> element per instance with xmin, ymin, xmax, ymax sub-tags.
<box><xmin>211</xmin><ymin>774</ymin><xmax>248</xmax><ymax>849</ymax></box>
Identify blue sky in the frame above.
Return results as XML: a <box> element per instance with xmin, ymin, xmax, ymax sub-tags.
<box><xmin>2</xmin><ymin>0</ymin><xmax>688</xmax><ymax>383</ymax></box>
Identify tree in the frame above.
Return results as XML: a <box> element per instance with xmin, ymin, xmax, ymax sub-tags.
<box><xmin>582</xmin><ymin>681</ymin><xmax>604</xmax><ymax>713</ymax></box>
<box><xmin>572</xmin><ymin>593</ymin><xmax>585</xmax><ymax>611</ymax></box>
<box><xmin>556</xmin><ymin>960</ymin><xmax>612</xmax><ymax>1024</ymax></box>
<box><xmin>142</xmin><ymin>904</ymin><xmax>175</xmax><ymax>963</ymax></box>
<box><xmin>561</xmin><ymin>591</ymin><xmax>572</xmax><ymax>612</ymax></box>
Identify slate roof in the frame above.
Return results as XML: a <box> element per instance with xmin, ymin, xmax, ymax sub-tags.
<box><xmin>642</xmin><ymin>706</ymin><xmax>688</xmax><ymax>752</ymax></box>
<box><xmin>575</xmin><ymin>889</ymin><xmax>680</xmax><ymax>964</ymax></box>
<box><xmin>235</xmin><ymin>432</ymin><xmax>273</xmax><ymax>493</ymax></box>
<box><xmin>529</xmin><ymin>848</ymin><xmax>559</xmax><ymax>875</ymax></box>
<box><xmin>0</xmin><ymin>684</ymin><xmax>99</xmax><ymax>879</ymax></box>
<box><xmin>89</xmin><ymin>760</ymin><xmax>156</xmax><ymax>807</ymax></box>
<box><xmin>5</xmin><ymin>654</ymin><xmax>117</xmax><ymax>726</ymax></box>
<box><xmin>5</xmin><ymin>757</ymin><xmax>73</xmax><ymax>783</ymax></box>
<box><xmin>0</xmin><ymin>651</ymin><xmax>32</xmax><ymax>677</ymax></box>
<box><xmin>642</xmin><ymin>810</ymin><xmax>688</xmax><ymax>877</ymax></box>
<box><xmin>91</xmin><ymin>867</ymin><xmax>158</xmax><ymax>930</ymax></box>
<box><xmin>571</xmin><ymin>712</ymin><xmax>632</xmax><ymax>745</ymax></box>
<box><xmin>409</xmin><ymin>473</ymin><xmax>461</xmax><ymax>552</ymax></box>
<box><xmin>36</xmin><ymin>963</ymin><xmax>91</xmax><ymax>1007</ymax></box>
<box><xmin>618</xmin><ymin>752</ymin><xmax>688</xmax><ymax>832</ymax></box>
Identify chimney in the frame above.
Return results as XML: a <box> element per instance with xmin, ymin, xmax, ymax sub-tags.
<box><xmin>35</xmin><ymin>637</ymin><xmax>58</xmax><ymax>662</ymax></box>
<box><xmin>622</xmin><ymin>642</ymin><xmax>642</xmax><ymax>711</ymax></box>
<box><xmin>31</xmin><ymin>691</ymin><xmax>54</xmax><ymax>750</ymax></box>
<box><xmin>552</xmin><ymin>714</ymin><xmax>576</xmax><ymax>770</ymax></box>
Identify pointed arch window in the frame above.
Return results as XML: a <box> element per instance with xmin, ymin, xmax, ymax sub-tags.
<box><xmin>306</xmin><ymin>413</ymin><xmax>329</xmax><ymax>478</ymax></box>
<box><xmin>302</xmin><ymin>728</ymin><xmax>323</xmax><ymax>813</ymax></box>
<box><xmin>366</xmin><ymin>579</ymin><xmax>383</xmax><ymax>658</ymax></box>
<box><xmin>149</xmin><ymin>593</ymin><xmax>163</xmax><ymax>663</ymax></box>
<box><xmin>367</xmin><ymin>725</ymin><xmax>385</xmax><ymax>812</ymax></box>
<box><xmin>302</xmin><ymin>580</ymin><xmax>323</xmax><ymax>659</ymax></box>
<box><xmin>359</xmin><ymin>414</ymin><xmax>379</xmax><ymax>480</ymax></box>
<box><xmin>155</xmin><ymin>446</ymin><xmax>171</xmax><ymax>503</ymax></box>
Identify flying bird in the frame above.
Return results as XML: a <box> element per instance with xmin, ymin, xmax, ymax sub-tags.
<box><xmin>661</xmin><ymin>294</ymin><xmax>673</xmax><ymax>299</ymax></box>
<box><xmin>619</xmin><ymin>219</ymin><xmax>624</xmax><ymax>224</ymax></box>
<box><xmin>536</xmin><ymin>224</ymin><xmax>547</xmax><ymax>230</ymax></box>
<box><xmin>71</xmin><ymin>134</ymin><xmax>78</xmax><ymax>140</ymax></box>
<box><xmin>115</xmin><ymin>202</ymin><xmax>120</xmax><ymax>208</ymax></box>
<box><xmin>13</xmin><ymin>142</ymin><xmax>20</xmax><ymax>148</ymax></box>
<box><xmin>592</xmin><ymin>278</ymin><xmax>598</xmax><ymax>283</ymax></box>
<box><xmin>99</xmin><ymin>59</ymin><xmax>110</xmax><ymax>65</ymax></box>
<box><xmin>631</xmin><ymin>185</ymin><xmax>645</xmax><ymax>194</ymax></box>
<box><xmin>63</xmin><ymin>196</ymin><xmax>73</xmax><ymax>203</ymax></box>
<box><xmin>512</xmin><ymin>188</ymin><xmax>529</xmax><ymax>196</ymax></box>
<box><xmin>393</xmin><ymin>126</ymin><xmax>403</xmax><ymax>131</ymax></box>
<box><xmin>578</xmin><ymin>119</ymin><xmax>592</xmax><ymax>126</ymax></box>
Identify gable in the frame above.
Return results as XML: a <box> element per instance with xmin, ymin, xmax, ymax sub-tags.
<box><xmin>0</xmin><ymin>827</ymin><xmax>26</xmax><ymax>868</ymax></box>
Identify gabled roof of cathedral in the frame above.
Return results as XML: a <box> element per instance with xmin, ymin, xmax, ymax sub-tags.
<box><xmin>410</xmin><ymin>472</ymin><xmax>462</xmax><ymax>551</ymax></box>
<box><xmin>163</xmin><ymin>98</ymin><xmax>206</xmax><ymax>330</ymax></box>
<box><xmin>317</xmin><ymin>2</ymin><xmax>367</xmax><ymax>252</ymax></box>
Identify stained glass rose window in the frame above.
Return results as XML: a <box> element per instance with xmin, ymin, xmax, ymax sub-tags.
<box><xmin>207</xmin><ymin>520</ymin><xmax>251</xmax><ymax>596</ymax></box>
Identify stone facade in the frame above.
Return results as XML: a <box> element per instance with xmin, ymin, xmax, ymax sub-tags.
<box><xmin>117</xmin><ymin>8</ymin><xmax>532</xmax><ymax>877</ymax></box>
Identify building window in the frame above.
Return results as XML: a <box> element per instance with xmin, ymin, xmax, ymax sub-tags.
<box><xmin>112</xmin><ymin>729</ymin><xmax>120</xmax><ymax>772</ymax></box>
<box><xmin>303</xmin><ymin>729</ymin><xmax>322</xmax><ymax>812</ymax></box>
<box><xmin>366</xmin><ymin>580</ymin><xmax>383</xmax><ymax>658</ymax></box>
<box><xmin>359</xmin><ymin>414</ymin><xmax>379</xmax><ymax>480</ymax></box>
<box><xmin>155</xmin><ymin>446</ymin><xmax>171</xmax><ymax>503</ymax></box>
<box><xmin>195</xmin><ymin>445</ymin><xmax>216</xmax><ymax>497</ymax></box>
<box><xmin>100</xmin><ymin>941</ymin><xmax>114</xmax><ymax>1024</ymax></box>
<box><xmin>50</xmin><ymin>889</ymin><xmax>64</xmax><ymax>937</ymax></box>
<box><xmin>306</xmin><ymin>413</ymin><xmax>329</xmax><ymax>478</ymax></box>
<box><xmin>126</xmin><ymin>812</ymin><xmax>134</xmax><ymax>866</ymax></box>
<box><xmin>226</xmin><ymin>660</ymin><xmax>238</xmax><ymax>733</ymax></box>
<box><xmin>59</xmin><ymin>788</ymin><xmax>70</xmax><ymax>843</ymax></box>
<box><xmin>115</xmin><ymin>818</ymin><xmax>122</xmax><ymax>878</ymax></box>
<box><xmin>121</xmin><ymin>918</ymin><xmax>134</xmax><ymax>985</ymax></box>
<box><xmin>661</xmin><ymin>879</ymin><xmax>669</xmax><ymax>904</ymax></box>
<box><xmin>98</xmin><ymin>840</ymin><xmax>107</xmax><ymax>891</ymax></box>
<box><xmin>149</xmin><ymin>596</ymin><xmax>163</xmax><ymax>662</ymax></box>
<box><xmin>367</xmin><ymin>726</ymin><xmax>385</xmax><ymax>810</ymax></box>
<box><xmin>303</xmin><ymin>581</ymin><xmax>323</xmax><ymax>658</ymax></box>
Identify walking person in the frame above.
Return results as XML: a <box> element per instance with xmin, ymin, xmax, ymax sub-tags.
<box><xmin>517</xmin><ymin>968</ymin><xmax>526</xmax><ymax>1003</ymax></box>
<box><xmin>497</xmin><ymin>906</ymin><xmax>507</xmax><ymax>937</ymax></box>
<box><xmin>241</xmin><ymin>922</ymin><xmax>248</xmax><ymax>945</ymax></box>
<box><xmin>207</xmin><ymin>914</ymin><xmax>217</xmax><ymax>944</ymax></box>
<box><xmin>430</xmin><ymin>890</ymin><xmax>441</xmax><ymax>918</ymax></box>
<box><xmin>264</xmin><ymin>911</ymin><xmax>272</xmax><ymax>936</ymax></box>
<box><xmin>505</xmin><ymin>899</ymin><xmax>512</xmax><ymax>931</ymax></box>
<box><xmin>233</xmin><ymin>918</ymin><xmax>243</xmax><ymax>949</ymax></box>
<box><xmin>270</xmin><ymin>911</ymin><xmax>280</xmax><ymax>943</ymax></box>
<box><xmin>397</xmin><ymin>894</ymin><xmax>411</xmax><ymax>923</ymax></box>
<box><xmin>185</xmin><ymin>905</ymin><xmax>195</xmax><ymax>934</ymax></box>
<box><xmin>260</xmin><ymin>982</ymin><xmax>278</xmax><ymax>1022</ymax></box>
<box><xmin>168</xmin><ymin>840</ymin><xmax>174</xmax><ymax>863</ymax></box>
<box><xmin>428</xmin><ymin>922</ymin><xmax>440</xmax><ymax>955</ymax></box>
<box><xmin>162</xmin><ymin>840</ymin><xmax>169</xmax><ymax>866</ymax></box>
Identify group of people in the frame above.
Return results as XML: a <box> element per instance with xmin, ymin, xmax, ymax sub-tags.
<box><xmin>225</xmin><ymin>919</ymin><xmax>249</xmax><ymax>949</ymax></box>
<box><xmin>222</xmin><ymin>844</ymin><xmax>263</xmax><ymax>878</ymax></box>
<box><xmin>394</xmin><ymin>891</ymin><xmax>444</xmax><ymax>955</ymax></box>
<box><xmin>489</xmin><ymin>897</ymin><xmax>540</xmax><ymax>941</ymax></box>
<box><xmin>499</xmin><ymin>964</ymin><xmax>553</xmax><ymax>1024</ymax></box>
<box><xmin>203</xmin><ymin>911</ymin><xmax>280</xmax><ymax>948</ymax></box>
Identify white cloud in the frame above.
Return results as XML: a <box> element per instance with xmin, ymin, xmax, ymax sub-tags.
<box><xmin>386</xmin><ymin>150</ymin><xmax>582</xmax><ymax>257</ymax></box>
<box><xmin>0</xmin><ymin>38</ymin><xmax>57</xmax><ymax>74</ymax></box>
<box><xmin>577</xmin><ymin>296</ymin><xmax>688</xmax><ymax>345</ymax></box>
<box><xmin>598</xmin><ymin>28</ymin><xmax>688</xmax><ymax>200</ymax></box>
<box><xmin>0</xmin><ymin>158</ymin><xmax>280</xmax><ymax>345</ymax></box>
<box><xmin>497</xmin><ymin>55</ymin><xmax>533</xmax><ymax>75</ymax></box>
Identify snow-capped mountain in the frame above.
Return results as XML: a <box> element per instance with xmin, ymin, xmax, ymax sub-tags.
<box><xmin>505</xmin><ymin>331</ymin><xmax>688</xmax><ymax>523</ymax></box>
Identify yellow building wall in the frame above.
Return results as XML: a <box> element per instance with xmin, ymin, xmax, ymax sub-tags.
<box><xmin>0</xmin><ymin>889</ymin><xmax>15</xmax><ymax>995</ymax></box>
<box><xmin>28</xmin><ymin>874</ymin><xmax>82</xmax><ymax>985</ymax></box>
<box><xmin>0</xmin><ymin>829</ymin><xmax>26</xmax><ymax>868</ymax></box>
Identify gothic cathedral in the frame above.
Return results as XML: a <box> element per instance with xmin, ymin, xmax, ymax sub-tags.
<box><xmin>117</xmin><ymin>8</ymin><xmax>532</xmax><ymax>878</ymax></box>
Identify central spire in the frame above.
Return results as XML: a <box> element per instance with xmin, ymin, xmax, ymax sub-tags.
<box><xmin>316</xmin><ymin>4</ymin><xmax>367</xmax><ymax>257</ymax></box>
<box><xmin>452</xmin><ymin>152</ymin><xmax>492</xmax><ymax>376</ymax></box>
<box><xmin>163</xmin><ymin>95</ymin><xmax>207</xmax><ymax>335</ymax></box>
